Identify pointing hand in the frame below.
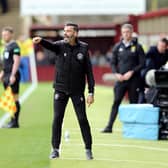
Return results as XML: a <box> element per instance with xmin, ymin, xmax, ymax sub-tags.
<box><xmin>32</xmin><ymin>37</ymin><xmax>42</xmax><ymax>44</ymax></box>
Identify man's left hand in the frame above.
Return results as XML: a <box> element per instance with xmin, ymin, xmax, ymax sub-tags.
<box><xmin>123</xmin><ymin>71</ymin><xmax>134</xmax><ymax>81</ymax></box>
<box><xmin>87</xmin><ymin>95</ymin><xmax>94</xmax><ymax>107</ymax></box>
<box><xmin>9</xmin><ymin>75</ymin><xmax>16</xmax><ymax>85</ymax></box>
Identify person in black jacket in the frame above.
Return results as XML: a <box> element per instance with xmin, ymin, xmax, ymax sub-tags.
<box><xmin>138</xmin><ymin>38</ymin><xmax>168</xmax><ymax>103</ymax></box>
<box><xmin>146</xmin><ymin>38</ymin><xmax>168</xmax><ymax>71</ymax></box>
<box><xmin>33</xmin><ymin>23</ymin><xmax>95</xmax><ymax>160</ymax></box>
<box><xmin>102</xmin><ymin>23</ymin><xmax>145</xmax><ymax>133</ymax></box>
<box><xmin>0</xmin><ymin>26</ymin><xmax>21</xmax><ymax>128</ymax></box>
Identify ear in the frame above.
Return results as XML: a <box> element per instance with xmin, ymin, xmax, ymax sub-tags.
<box><xmin>74</xmin><ymin>31</ymin><xmax>78</xmax><ymax>37</ymax></box>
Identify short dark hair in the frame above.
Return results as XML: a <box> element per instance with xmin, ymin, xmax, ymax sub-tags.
<box><xmin>65</xmin><ymin>23</ymin><xmax>79</xmax><ymax>32</ymax></box>
<box><xmin>160</xmin><ymin>38</ymin><xmax>168</xmax><ymax>46</ymax></box>
<box><xmin>2</xmin><ymin>26</ymin><xmax>14</xmax><ymax>34</ymax></box>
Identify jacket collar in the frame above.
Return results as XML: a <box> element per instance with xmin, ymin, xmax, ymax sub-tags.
<box><xmin>65</xmin><ymin>38</ymin><xmax>80</xmax><ymax>48</ymax></box>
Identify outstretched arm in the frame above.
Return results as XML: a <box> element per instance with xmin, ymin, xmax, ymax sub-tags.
<box><xmin>33</xmin><ymin>37</ymin><xmax>59</xmax><ymax>53</ymax></box>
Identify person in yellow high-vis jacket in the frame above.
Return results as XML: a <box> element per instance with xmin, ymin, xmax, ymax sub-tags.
<box><xmin>17</xmin><ymin>35</ymin><xmax>33</xmax><ymax>82</ymax></box>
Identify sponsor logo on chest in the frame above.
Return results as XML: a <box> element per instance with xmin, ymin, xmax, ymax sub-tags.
<box><xmin>77</xmin><ymin>53</ymin><xmax>84</xmax><ymax>60</ymax></box>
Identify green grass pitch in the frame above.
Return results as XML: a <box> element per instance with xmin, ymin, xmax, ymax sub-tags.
<box><xmin>0</xmin><ymin>83</ymin><xmax>167</xmax><ymax>168</ymax></box>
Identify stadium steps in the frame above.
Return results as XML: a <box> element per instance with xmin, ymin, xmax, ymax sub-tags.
<box><xmin>0</xmin><ymin>0</ymin><xmax>22</xmax><ymax>37</ymax></box>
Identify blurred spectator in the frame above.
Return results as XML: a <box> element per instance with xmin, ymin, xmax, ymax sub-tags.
<box><xmin>17</xmin><ymin>35</ymin><xmax>33</xmax><ymax>82</ymax></box>
<box><xmin>0</xmin><ymin>0</ymin><xmax>8</xmax><ymax>14</ymax></box>
<box><xmin>138</xmin><ymin>38</ymin><xmax>168</xmax><ymax>103</ymax></box>
<box><xmin>91</xmin><ymin>50</ymin><xmax>108</xmax><ymax>66</ymax></box>
<box><xmin>90</xmin><ymin>50</ymin><xmax>99</xmax><ymax>65</ymax></box>
<box><xmin>36</xmin><ymin>51</ymin><xmax>46</xmax><ymax>65</ymax></box>
<box><xmin>98</xmin><ymin>57</ymin><xmax>107</xmax><ymax>67</ymax></box>
<box><xmin>35</xmin><ymin>50</ymin><xmax>50</xmax><ymax>66</ymax></box>
<box><xmin>105</xmin><ymin>46</ymin><xmax>113</xmax><ymax>64</ymax></box>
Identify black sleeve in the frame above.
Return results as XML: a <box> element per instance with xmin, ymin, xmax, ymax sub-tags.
<box><xmin>142</xmin><ymin>47</ymin><xmax>155</xmax><ymax>70</ymax></box>
<box><xmin>133</xmin><ymin>44</ymin><xmax>145</xmax><ymax>73</ymax></box>
<box><xmin>146</xmin><ymin>58</ymin><xmax>155</xmax><ymax>70</ymax></box>
<box><xmin>13</xmin><ymin>43</ymin><xmax>21</xmax><ymax>56</ymax></box>
<box><xmin>111</xmin><ymin>44</ymin><xmax>119</xmax><ymax>73</ymax></box>
<box><xmin>140</xmin><ymin>47</ymin><xmax>155</xmax><ymax>78</ymax></box>
<box><xmin>85</xmin><ymin>47</ymin><xmax>95</xmax><ymax>94</ymax></box>
<box><xmin>146</xmin><ymin>47</ymin><xmax>154</xmax><ymax>59</ymax></box>
<box><xmin>40</xmin><ymin>39</ymin><xmax>60</xmax><ymax>53</ymax></box>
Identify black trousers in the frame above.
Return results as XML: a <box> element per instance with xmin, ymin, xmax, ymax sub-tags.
<box><xmin>52</xmin><ymin>91</ymin><xmax>92</xmax><ymax>150</ymax></box>
<box><xmin>3</xmin><ymin>72</ymin><xmax>20</xmax><ymax>94</ymax></box>
<box><xmin>106</xmin><ymin>77</ymin><xmax>140</xmax><ymax>129</ymax></box>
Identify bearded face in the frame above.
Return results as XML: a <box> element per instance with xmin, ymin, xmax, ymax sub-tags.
<box><xmin>63</xmin><ymin>26</ymin><xmax>77</xmax><ymax>44</ymax></box>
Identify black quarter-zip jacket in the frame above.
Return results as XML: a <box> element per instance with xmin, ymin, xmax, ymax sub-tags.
<box><xmin>111</xmin><ymin>40</ymin><xmax>145</xmax><ymax>75</ymax></box>
<box><xmin>40</xmin><ymin>39</ymin><xmax>95</xmax><ymax>95</ymax></box>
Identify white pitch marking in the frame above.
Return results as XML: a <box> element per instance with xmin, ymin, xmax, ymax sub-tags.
<box><xmin>62</xmin><ymin>143</ymin><xmax>168</xmax><ymax>152</ymax></box>
<box><xmin>58</xmin><ymin>157</ymin><xmax>168</xmax><ymax>167</ymax></box>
